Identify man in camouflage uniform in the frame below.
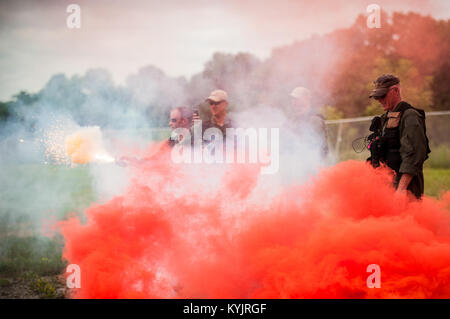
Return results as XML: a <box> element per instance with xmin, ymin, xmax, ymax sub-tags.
<box><xmin>368</xmin><ymin>74</ymin><xmax>430</xmax><ymax>199</ymax></box>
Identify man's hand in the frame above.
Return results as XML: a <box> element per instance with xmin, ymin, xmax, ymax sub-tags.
<box><xmin>397</xmin><ymin>173</ymin><xmax>413</xmax><ymax>192</ymax></box>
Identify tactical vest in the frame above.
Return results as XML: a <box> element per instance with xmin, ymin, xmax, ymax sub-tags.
<box><xmin>379</xmin><ymin>102</ymin><xmax>430</xmax><ymax>173</ymax></box>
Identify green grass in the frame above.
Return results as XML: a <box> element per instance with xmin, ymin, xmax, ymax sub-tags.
<box><xmin>0</xmin><ymin>235</ymin><xmax>67</xmax><ymax>298</ymax></box>
<box><xmin>424</xmin><ymin>145</ymin><xmax>450</xmax><ymax>169</ymax></box>
<box><xmin>0</xmin><ymin>164</ymin><xmax>93</xmax><ymax>278</ymax></box>
<box><xmin>0</xmin><ymin>278</ymin><xmax>12</xmax><ymax>287</ymax></box>
<box><xmin>28</xmin><ymin>273</ymin><xmax>65</xmax><ymax>298</ymax></box>
<box><xmin>424</xmin><ymin>168</ymin><xmax>450</xmax><ymax>198</ymax></box>
<box><xmin>0</xmin><ymin>164</ymin><xmax>95</xmax><ymax>236</ymax></box>
<box><xmin>0</xmin><ymin>236</ymin><xmax>66</xmax><ymax>276</ymax></box>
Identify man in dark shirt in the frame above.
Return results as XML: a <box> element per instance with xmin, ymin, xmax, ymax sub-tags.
<box><xmin>369</xmin><ymin>74</ymin><xmax>430</xmax><ymax>199</ymax></box>
<box><xmin>190</xmin><ymin>89</ymin><xmax>235</xmax><ymax>162</ymax></box>
<box><xmin>202</xmin><ymin>89</ymin><xmax>233</xmax><ymax>136</ymax></box>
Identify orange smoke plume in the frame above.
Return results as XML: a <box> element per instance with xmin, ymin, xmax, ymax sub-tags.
<box><xmin>65</xmin><ymin>127</ymin><xmax>114</xmax><ymax>164</ymax></box>
<box><xmin>59</xmin><ymin>149</ymin><xmax>450</xmax><ymax>298</ymax></box>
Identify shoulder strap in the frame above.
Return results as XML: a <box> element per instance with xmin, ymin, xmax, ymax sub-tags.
<box><xmin>397</xmin><ymin>102</ymin><xmax>431</xmax><ymax>157</ymax></box>
<box><xmin>395</xmin><ymin>101</ymin><xmax>413</xmax><ymax>114</ymax></box>
<box><xmin>380</xmin><ymin>112</ymin><xmax>388</xmax><ymax>129</ymax></box>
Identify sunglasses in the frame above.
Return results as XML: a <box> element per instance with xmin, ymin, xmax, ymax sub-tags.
<box><xmin>374</xmin><ymin>87</ymin><xmax>395</xmax><ymax>101</ymax></box>
<box><xmin>209</xmin><ymin>100</ymin><xmax>223</xmax><ymax>106</ymax></box>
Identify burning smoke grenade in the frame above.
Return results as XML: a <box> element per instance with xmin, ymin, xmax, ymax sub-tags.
<box><xmin>59</xmin><ymin>149</ymin><xmax>450</xmax><ymax>298</ymax></box>
<box><xmin>65</xmin><ymin>127</ymin><xmax>114</xmax><ymax>164</ymax></box>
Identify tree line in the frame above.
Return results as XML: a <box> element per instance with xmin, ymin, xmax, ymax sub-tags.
<box><xmin>1</xmin><ymin>11</ymin><xmax>448</xmax><ymax>129</ymax></box>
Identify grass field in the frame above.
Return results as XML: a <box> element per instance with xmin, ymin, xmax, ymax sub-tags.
<box><xmin>0</xmin><ymin>163</ymin><xmax>448</xmax><ymax>298</ymax></box>
<box><xmin>0</xmin><ymin>235</ymin><xmax>67</xmax><ymax>298</ymax></box>
<box><xmin>424</xmin><ymin>168</ymin><xmax>450</xmax><ymax>197</ymax></box>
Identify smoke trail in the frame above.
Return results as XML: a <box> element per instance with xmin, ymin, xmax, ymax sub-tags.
<box><xmin>59</xmin><ymin>151</ymin><xmax>450</xmax><ymax>298</ymax></box>
<box><xmin>0</xmin><ymin>67</ymin><xmax>170</xmax><ymax>236</ymax></box>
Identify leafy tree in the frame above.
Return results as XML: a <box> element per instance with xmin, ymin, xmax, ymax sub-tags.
<box><xmin>363</xmin><ymin>102</ymin><xmax>384</xmax><ymax>117</ymax></box>
<box><xmin>430</xmin><ymin>63</ymin><xmax>450</xmax><ymax>110</ymax></box>
<box><xmin>8</xmin><ymin>91</ymin><xmax>40</xmax><ymax>123</ymax></box>
<box><xmin>0</xmin><ymin>101</ymin><xmax>11</xmax><ymax>122</ymax></box>
<box><xmin>13</xmin><ymin>91</ymin><xmax>40</xmax><ymax>105</ymax></box>
<box><xmin>371</xmin><ymin>57</ymin><xmax>433</xmax><ymax>110</ymax></box>
<box><xmin>202</xmin><ymin>52</ymin><xmax>261</xmax><ymax>110</ymax></box>
<box><xmin>320</xmin><ymin>106</ymin><xmax>344</xmax><ymax>120</ymax></box>
<box><xmin>2</xmin><ymin>10</ymin><xmax>448</xmax><ymax>132</ymax></box>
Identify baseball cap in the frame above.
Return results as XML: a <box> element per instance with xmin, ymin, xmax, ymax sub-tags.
<box><xmin>369</xmin><ymin>74</ymin><xmax>400</xmax><ymax>98</ymax></box>
<box><xmin>206</xmin><ymin>89</ymin><xmax>228</xmax><ymax>102</ymax></box>
<box><xmin>290</xmin><ymin>87</ymin><xmax>311</xmax><ymax>100</ymax></box>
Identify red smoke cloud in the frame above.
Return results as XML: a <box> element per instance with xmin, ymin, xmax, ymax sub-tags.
<box><xmin>59</xmin><ymin>146</ymin><xmax>450</xmax><ymax>298</ymax></box>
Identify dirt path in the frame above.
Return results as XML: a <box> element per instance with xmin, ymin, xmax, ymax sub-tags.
<box><xmin>0</xmin><ymin>274</ymin><xmax>68</xmax><ymax>299</ymax></box>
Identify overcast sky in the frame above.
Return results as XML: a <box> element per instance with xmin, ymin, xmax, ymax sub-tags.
<box><xmin>0</xmin><ymin>0</ymin><xmax>449</xmax><ymax>100</ymax></box>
